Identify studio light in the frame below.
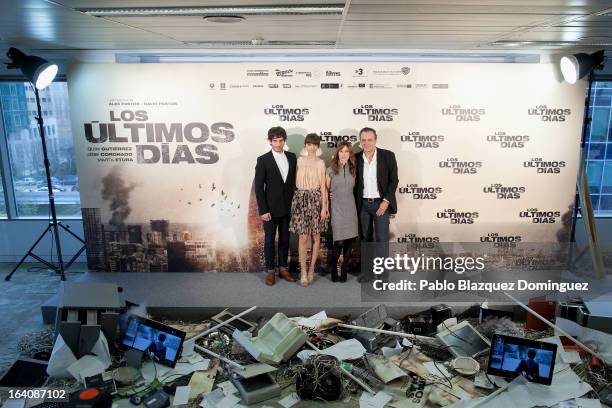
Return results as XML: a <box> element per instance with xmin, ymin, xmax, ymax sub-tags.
<box><xmin>560</xmin><ymin>50</ymin><xmax>605</xmax><ymax>84</ymax></box>
<box><xmin>4</xmin><ymin>47</ymin><xmax>84</xmax><ymax>282</ymax></box>
<box><xmin>5</xmin><ymin>47</ymin><xmax>58</xmax><ymax>90</ymax></box>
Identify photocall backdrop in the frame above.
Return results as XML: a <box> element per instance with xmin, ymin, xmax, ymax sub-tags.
<box><xmin>66</xmin><ymin>62</ymin><xmax>585</xmax><ymax>272</ymax></box>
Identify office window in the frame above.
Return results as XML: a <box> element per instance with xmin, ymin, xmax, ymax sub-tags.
<box><xmin>0</xmin><ymin>81</ymin><xmax>80</xmax><ymax>218</ymax></box>
<box><xmin>586</xmin><ymin>81</ymin><xmax>612</xmax><ymax>216</ymax></box>
<box><xmin>0</xmin><ymin>168</ymin><xmax>6</xmax><ymax>218</ymax></box>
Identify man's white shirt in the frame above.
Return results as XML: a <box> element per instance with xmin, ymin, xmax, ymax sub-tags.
<box><xmin>362</xmin><ymin>148</ymin><xmax>380</xmax><ymax>199</ymax></box>
<box><xmin>272</xmin><ymin>149</ymin><xmax>289</xmax><ymax>183</ymax></box>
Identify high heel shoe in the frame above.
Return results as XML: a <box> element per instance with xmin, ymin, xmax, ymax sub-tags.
<box><xmin>307</xmin><ymin>266</ymin><xmax>315</xmax><ymax>284</ymax></box>
<box><xmin>300</xmin><ymin>267</ymin><xmax>309</xmax><ymax>287</ymax></box>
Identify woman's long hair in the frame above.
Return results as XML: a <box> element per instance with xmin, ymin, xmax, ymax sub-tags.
<box><xmin>331</xmin><ymin>141</ymin><xmax>357</xmax><ymax>176</ymax></box>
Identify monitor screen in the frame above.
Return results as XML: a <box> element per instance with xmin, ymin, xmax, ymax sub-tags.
<box><xmin>0</xmin><ymin>359</ymin><xmax>48</xmax><ymax>388</ymax></box>
<box><xmin>121</xmin><ymin>315</ymin><xmax>186</xmax><ymax>368</ymax></box>
<box><xmin>436</xmin><ymin>321</ymin><xmax>490</xmax><ymax>357</ymax></box>
<box><xmin>486</xmin><ymin>334</ymin><xmax>557</xmax><ymax>385</ymax></box>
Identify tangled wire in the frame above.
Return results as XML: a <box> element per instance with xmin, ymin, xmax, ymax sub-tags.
<box><xmin>18</xmin><ymin>327</ymin><xmax>55</xmax><ymax>357</ymax></box>
<box><xmin>295</xmin><ymin>355</ymin><xmax>344</xmax><ymax>401</ymax></box>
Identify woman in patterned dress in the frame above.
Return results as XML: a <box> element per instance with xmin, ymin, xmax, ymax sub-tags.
<box><xmin>289</xmin><ymin>133</ymin><xmax>329</xmax><ymax>287</ymax></box>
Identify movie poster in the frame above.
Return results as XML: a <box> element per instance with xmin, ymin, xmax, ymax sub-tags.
<box><xmin>67</xmin><ymin>63</ymin><xmax>585</xmax><ymax>272</ymax></box>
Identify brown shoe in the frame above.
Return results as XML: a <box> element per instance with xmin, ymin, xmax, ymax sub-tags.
<box><xmin>265</xmin><ymin>270</ymin><xmax>276</xmax><ymax>286</ymax></box>
<box><xmin>279</xmin><ymin>267</ymin><xmax>296</xmax><ymax>282</ymax></box>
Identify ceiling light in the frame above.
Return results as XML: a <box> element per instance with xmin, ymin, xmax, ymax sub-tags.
<box><xmin>493</xmin><ymin>41</ymin><xmax>537</xmax><ymax>46</ymax></box>
<box><xmin>76</xmin><ymin>5</ymin><xmax>345</xmax><ymax>17</ymax></box>
<box><xmin>492</xmin><ymin>40</ymin><xmax>612</xmax><ymax>47</ymax></box>
<box><xmin>203</xmin><ymin>15</ymin><xmax>245</xmax><ymax>23</ymax></box>
<box><xmin>251</xmin><ymin>37</ymin><xmax>265</xmax><ymax>45</ymax></box>
<box><xmin>183</xmin><ymin>40</ymin><xmax>336</xmax><ymax>47</ymax></box>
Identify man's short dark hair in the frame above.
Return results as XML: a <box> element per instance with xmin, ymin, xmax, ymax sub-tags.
<box><xmin>359</xmin><ymin>127</ymin><xmax>377</xmax><ymax>139</ymax></box>
<box><xmin>158</xmin><ymin>333</ymin><xmax>166</xmax><ymax>341</ymax></box>
<box><xmin>304</xmin><ymin>133</ymin><xmax>321</xmax><ymax>146</ymax></box>
<box><xmin>527</xmin><ymin>349</ymin><xmax>536</xmax><ymax>359</ymax></box>
<box><xmin>268</xmin><ymin>126</ymin><xmax>287</xmax><ymax>141</ymax></box>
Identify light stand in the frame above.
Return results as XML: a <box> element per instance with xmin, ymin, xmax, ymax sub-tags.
<box><xmin>4</xmin><ymin>48</ymin><xmax>85</xmax><ymax>281</ymax></box>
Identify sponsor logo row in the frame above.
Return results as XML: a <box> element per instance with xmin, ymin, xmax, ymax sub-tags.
<box><xmin>245</xmin><ymin>67</ymin><xmax>412</xmax><ymax>78</ymax></box>
<box><xmin>209</xmin><ymin>82</ymin><xmax>445</xmax><ymax>90</ymax></box>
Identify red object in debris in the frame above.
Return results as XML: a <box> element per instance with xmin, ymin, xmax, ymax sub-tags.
<box><xmin>525</xmin><ymin>298</ymin><xmax>556</xmax><ymax>331</ymax></box>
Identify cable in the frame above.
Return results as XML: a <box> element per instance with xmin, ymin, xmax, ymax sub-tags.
<box><xmin>442</xmin><ymin>321</ymin><xmax>471</xmax><ymax>344</ymax></box>
<box><xmin>398</xmin><ymin>344</ymin><xmax>414</xmax><ymax>367</ymax></box>
<box><xmin>295</xmin><ymin>354</ymin><xmax>343</xmax><ymax>401</ymax></box>
<box><xmin>432</xmin><ymin>359</ymin><xmax>453</xmax><ymax>390</ymax></box>
<box><xmin>485</xmin><ymin>372</ymin><xmax>501</xmax><ymax>388</ymax></box>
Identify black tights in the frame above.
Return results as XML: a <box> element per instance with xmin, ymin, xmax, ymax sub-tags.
<box><xmin>330</xmin><ymin>237</ymin><xmax>356</xmax><ymax>282</ymax></box>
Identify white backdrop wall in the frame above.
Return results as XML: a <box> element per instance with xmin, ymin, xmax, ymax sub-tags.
<box><xmin>66</xmin><ymin>62</ymin><xmax>585</xmax><ymax>272</ymax></box>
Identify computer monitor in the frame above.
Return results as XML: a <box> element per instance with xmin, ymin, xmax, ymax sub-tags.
<box><xmin>120</xmin><ymin>315</ymin><xmax>186</xmax><ymax>368</ymax></box>
<box><xmin>0</xmin><ymin>358</ymin><xmax>48</xmax><ymax>389</ymax></box>
<box><xmin>486</xmin><ymin>334</ymin><xmax>557</xmax><ymax>385</ymax></box>
<box><xmin>435</xmin><ymin>320</ymin><xmax>490</xmax><ymax>358</ymax></box>
<box><xmin>212</xmin><ymin>310</ymin><xmax>256</xmax><ymax>333</ymax></box>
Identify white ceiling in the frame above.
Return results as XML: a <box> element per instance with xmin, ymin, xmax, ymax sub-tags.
<box><xmin>1</xmin><ymin>0</ymin><xmax>611</xmax><ymax>57</ymax></box>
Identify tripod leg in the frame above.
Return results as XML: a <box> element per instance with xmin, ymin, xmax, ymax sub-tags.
<box><xmin>51</xmin><ymin>223</ymin><xmax>66</xmax><ymax>281</ymax></box>
<box><xmin>5</xmin><ymin>225</ymin><xmax>52</xmax><ymax>281</ymax></box>
<box><xmin>57</xmin><ymin>222</ymin><xmax>86</xmax><ymax>270</ymax></box>
<box><xmin>58</xmin><ymin>222</ymin><xmax>85</xmax><ymax>244</ymax></box>
<box><xmin>64</xmin><ymin>245</ymin><xmax>86</xmax><ymax>270</ymax></box>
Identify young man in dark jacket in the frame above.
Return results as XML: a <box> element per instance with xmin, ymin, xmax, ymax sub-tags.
<box><xmin>254</xmin><ymin>126</ymin><xmax>297</xmax><ymax>285</ymax></box>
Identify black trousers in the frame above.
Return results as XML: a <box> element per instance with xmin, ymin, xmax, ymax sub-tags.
<box><xmin>359</xmin><ymin>199</ymin><xmax>390</xmax><ymax>280</ymax></box>
<box><xmin>263</xmin><ymin>215</ymin><xmax>290</xmax><ymax>270</ymax></box>
<box><xmin>330</xmin><ymin>237</ymin><xmax>356</xmax><ymax>282</ymax></box>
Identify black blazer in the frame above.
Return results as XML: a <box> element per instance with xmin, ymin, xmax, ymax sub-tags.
<box><xmin>355</xmin><ymin>148</ymin><xmax>399</xmax><ymax>214</ymax></box>
<box><xmin>254</xmin><ymin>150</ymin><xmax>297</xmax><ymax>217</ymax></box>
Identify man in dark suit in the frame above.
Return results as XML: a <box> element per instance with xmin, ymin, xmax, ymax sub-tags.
<box><xmin>254</xmin><ymin>126</ymin><xmax>297</xmax><ymax>285</ymax></box>
<box><xmin>354</xmin><ymin>127</ymin><xmax>399</xmax><ymax>282</ymax></box>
